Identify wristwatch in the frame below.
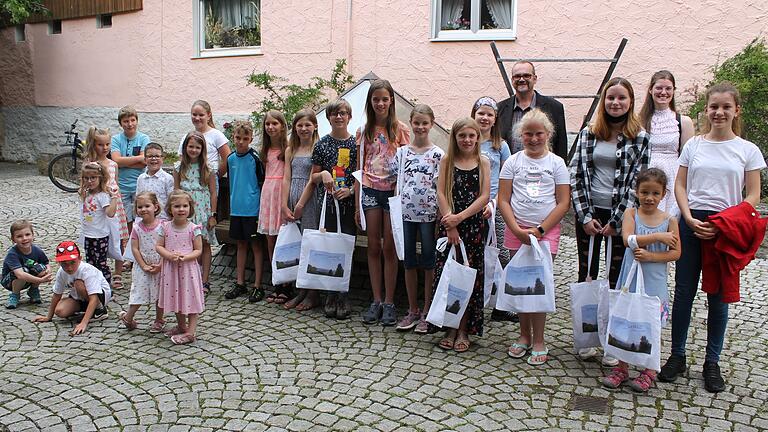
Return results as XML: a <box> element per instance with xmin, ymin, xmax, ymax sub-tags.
<box><xmin>536</xmin><ymin>225</ymin><xmax>545</xmax><ymax>235</ymax></box>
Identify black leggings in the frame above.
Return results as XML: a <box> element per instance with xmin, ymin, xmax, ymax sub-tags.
<box><xmin>574</xmin><ymin>208</ymin><xmax>626</xmax><ymax>289</ymax></box>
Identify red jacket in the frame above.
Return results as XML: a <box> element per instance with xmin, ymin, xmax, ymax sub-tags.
<box><xmin>701</xmin><ymin>202</ymin><xmax>767</xmax><ymax>303</ymax></box>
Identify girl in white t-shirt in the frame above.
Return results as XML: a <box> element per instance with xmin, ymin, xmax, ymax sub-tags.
<box><xmin>659</xmin><ymin>82</ymin><xmax>766</xmax><ymax>392</ymax></box>
<box><xmin>79</xmin><ymin>162</ymin><xmax>119</xmax><ymax>285</ymax></box>
<box><xmin>498</xmin><ymin>109</ymin><xmax>571</xmax><ymax>366</ymax></box>
<box><xmin>178</xmin><ymin>100</ymin><xmax>231</xmax><ymax>176</ymax></box>
<box><xmin>394</xmin><ymin>104</ymin><xmax>445</xmax><ymax>333</ymax></box>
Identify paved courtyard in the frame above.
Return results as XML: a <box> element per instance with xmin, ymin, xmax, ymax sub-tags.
<box><xmin>0</xmin><ymin>162</ymin><xmax>767</xmax><ymax>431</ymax></box>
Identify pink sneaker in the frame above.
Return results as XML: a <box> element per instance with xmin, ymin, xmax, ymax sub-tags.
<box><xmin>629</xmin><ymin>369</ymin><xmax>656</xmax><ymax>393</ymax></box>
<box><xmin>413</xmin><ymin>315</ymin><xmax>429</xmax><ymax>334</ymax></box>
<box><xmin>396</xmin><ymin>311</ymin><xmax>421</xmax><ymax>331</ymax></box>
<box><xmin>602</xmin><ymin>366</ymin><xmax>630</xmax><ymax>389</ymax></box>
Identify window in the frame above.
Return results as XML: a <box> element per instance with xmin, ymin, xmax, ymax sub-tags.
<box><xmin>97</xmin><ymin>14</ymin><xmax>113</xmax><ymax>28</ymax></box>
<box><xmin>431</xmin><ymin>0</ymin><xmax>516</xmax><ymax>41</ymax></box>
<box><xmin>195</xmin><ymin>0</ymin><xmax>261</xmax><ymax>58</ymax></box>
<box><xmin>15</xmin><ymin>25</ymin><xmax>25</xmax><ymax>42</ymax></box>
<box><xmin>48</xmin><ymin>20</ymin><xmax>62</xmax><ymax>35</ymax></box>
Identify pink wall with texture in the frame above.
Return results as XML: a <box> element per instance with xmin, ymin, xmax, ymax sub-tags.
<box><xmin>2</xmin><ymin>0</ymin><xmax>767</xmax><ymax>130</ymax></box>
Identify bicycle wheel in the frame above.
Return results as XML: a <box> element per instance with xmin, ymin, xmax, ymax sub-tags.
<box><xmin>48</xmin><ymin>152</ymin><xmax>82</xmax><ymax>193</ymax></box>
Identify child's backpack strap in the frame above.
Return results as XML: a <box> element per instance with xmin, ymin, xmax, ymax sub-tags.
<box><xmin>250</xmin><ymin>149</ymin><xmax>266</xmax><ymax>187</ymax></box>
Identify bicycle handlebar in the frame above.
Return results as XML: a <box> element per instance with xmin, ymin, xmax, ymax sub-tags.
<box><xmin>64</xmin><ymin>119</ymin><xmax>79</xmax><ymax>135</ymax></box>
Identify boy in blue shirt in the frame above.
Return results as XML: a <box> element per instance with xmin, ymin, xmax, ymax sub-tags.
<box><xmin>110</xmin><ymin>105</ymin><xmax>151</xmax><ymax>233</ymax></box>
<box><xmin>2</xmin><ymin>220</ymin><xmax>52</xmax><ymax>309</ymax></box>
<box><xmin>224</xmin><ymin>120</ymin><xmax>266</xmax><ymax>303</ymax></box>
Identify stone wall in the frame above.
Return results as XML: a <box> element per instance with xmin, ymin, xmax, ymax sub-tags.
<box><xmin>0</xmin><ymin>106</ymin><xmax>253</xmax><ymax>163</ymax></box>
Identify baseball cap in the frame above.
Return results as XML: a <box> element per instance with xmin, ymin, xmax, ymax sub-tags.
<box><xmin>55</xmin><ymin>241</ymin><xmax>81</xmax><ymax>262</ymax></box>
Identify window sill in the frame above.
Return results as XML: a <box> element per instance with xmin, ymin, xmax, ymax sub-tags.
<box><xmin>430</xmin><ymin>29</ymin><xmax>516</xmax><ymax>42</ymax></box>
<box><xmin>194</xmin><ymin>46</ymin><xmax>263</xmax><ymax>59</ymax></box>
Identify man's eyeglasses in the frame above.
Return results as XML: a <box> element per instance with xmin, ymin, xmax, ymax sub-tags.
<box><xmin>512</xmin><ymin>74</ymin><xmax>534</xmax><ymax>80</ymax></box>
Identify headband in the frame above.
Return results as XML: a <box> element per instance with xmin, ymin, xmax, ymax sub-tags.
<box><xmin>474</xmin><ymin>96</ymin><xmax>498</xmax><ymax>112</ymax></box>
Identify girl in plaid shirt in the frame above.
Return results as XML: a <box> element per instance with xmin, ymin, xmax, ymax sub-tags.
<box><xmin>569</xmin><ymin>77</ymin><xmax>650</xmax><ymax>364</ymax></box>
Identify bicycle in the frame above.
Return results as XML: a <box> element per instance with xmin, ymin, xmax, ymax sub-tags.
<box><xmin>47</xmin><ymin>119</ymin><xmax>84</xmax><ymax>193</ymax></box>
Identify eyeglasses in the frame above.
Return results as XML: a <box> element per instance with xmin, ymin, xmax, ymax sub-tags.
<box><xmin>57</xmin><ymin>245</ymin><xmax>77</xmax><ymax>253</ymax></box>
<box><xmin>146</xmin><ymin>155</ymin><xmax>163</xmax><ymax>159</ymax></box>
<box><xmin>512</xmin><ymin>74</ymin><xmax>534</xmax><ymax>80</ymax></box>
<box><xmin>331</xmin><ymin>111</ymin><xmax>350</xmax><ymax>118</ymax></box>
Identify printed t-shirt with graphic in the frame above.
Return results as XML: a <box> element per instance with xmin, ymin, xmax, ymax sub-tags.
<box><xmin>82</xmin><ymin>192</ymin><xmax>112</xmax><ymax>238</ymax></box>
<box><xmin>2</xmin><ymin>245</ymin><xmax>49</xmax><ymax>285</ymax></box>
<box><xmin>394</xmin><ymin>145</ymin><xmax>445</xmax><ymax>222</ymax></box>
<box><xmin>312</xmin><ymin>134</ymin><xmax>358</xmax><ymax>211</ymax></box>
<box><xmin>356</xmin><ymin>121</ymin><xmax>410</xmax><ymax>191</ymax></box>
<box><xmin>52</xmin><ymin>261</ymin><xmax>112</xmax><ymax>305</ymax></box>
<box><xmin>679</xmin><ymin>136</ymin><xmax>767</xmax><ymax>212</ymax></box>
<box><xmin>177</xmin><ymin>129</ymin><xmax>229</xmax><ymax>171</ymax></box>
<box><xmin>499</xmin><ymin>152</ymin><xmax>570</xmax><ymax>227</ymax></box>
<box><xmin>111</xmin><ymin>131</ymin><xmax>151</xmax><ymax>193</ymax></box>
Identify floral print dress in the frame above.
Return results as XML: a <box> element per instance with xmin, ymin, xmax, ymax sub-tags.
<box><xmin>174</xmin><ymin>161</ymin><xmax>218</xmax><ymax>245</ymax></box>
<box><xmin>430</xmin><ymin>166</ymin><xmax>487</xmax><ymax>336</ymax></box>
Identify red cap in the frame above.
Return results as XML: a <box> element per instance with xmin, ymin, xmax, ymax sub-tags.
<box><xmin>54</xmin><ymin>241</ymin><xmax>81</xmax><ymax>262</ymax></box>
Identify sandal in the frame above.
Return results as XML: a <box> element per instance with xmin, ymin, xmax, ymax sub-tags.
<box><xmin>507</xmin><ymin>342</ymin><xmax>531</xmax><ymax>359</ymax></box>
<box><xmin>527</xmin><ymin>348</ymin><xmax>549</xmax><ymax>365</ymax></box>
<box><xmin>629</xmin><ymin>369</ymin><xmax>656</xmax><ymax>393</ymax></box>
<box><xmin>438</xmin><ymin>330</ymin><xmax>457</xmax><ymax>350</ymax></box>
<box><xmin>273</xmin><ymin>292</ymin><xmax>290</xmax><ymax>305</ymax></box>
<box><xmin>602</xmin><ymin>365</ymin><xmax>630</xmax><ymax>389</ymax></box>
<box><xmin>265</xmin><ymin>285</ymin><xmax>277</xmax><ymax>303</ymax></box>
<box><xmin>111</xmin><ymin>275</ymin><xmax>124</xmax><ymax>290</ymax></box>
<box><xmin>295</xmin><ymin>297</ymin><xmax>319</xmax><ymax>312</ymax></box>
<box><xmin>249</xmin><ymin>286</ymin><xmax>265</xmax><ymax>303</ymax></box>
<box><xmin>284</xmin><ymin>290</ymin><xmax>306</xmax><ymax>310</ymax></box>
<box><xmin>118</xmin><ymin>311</ymin><xmax>138</xmax><ymax>331</ymax></box>
<box><xmin>164</xmin><ymin>326</ymin><xmax>187</xmax><ymax>337</ymax></box>
<box><xmin>202</xmin><ymin>282</ymin><xmax>210</xmax><ymax>297</ymax></box>
<box><xmin>454</xmin><ymin>334</ymin><xmax>471</xmax><ymax>353</ymax></box>
<box><xmin>171</xmin><ymin>333</ymin><xmax>196</xmax><ymax>345</ymax></box>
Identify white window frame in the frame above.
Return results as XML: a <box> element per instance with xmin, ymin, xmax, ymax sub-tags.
<box><xmin>192</xmin><ymin>0</ymin><xmax>262</xmax><ymax>59</ymax></box>
<box><xmin>430</xmin><ymin>0</ymin><xmax>517</xmax><ymax>42</ymax></box>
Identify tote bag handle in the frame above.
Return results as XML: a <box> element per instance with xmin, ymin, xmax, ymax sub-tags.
<box><xmin>585</xmin><ymin>235</ymin><xmax>612</xmax><ymax>282</ymax></box>
<box><xmin>486</xmin><ymin>199</ymin><xmax>498</xmax><ymax>248</ymax></box>
<box><xmin>436</xmin><ymin>237</ymin><xmax>470</xmax><ymax>266</ymax></box>
<box><xmin>318</xmin><ymin>190</ymin><xmax>342</xmax><ymax>234</ymax></box>
<box><xmin>620</xmin><ymin>259</ymin><xmax>647</xmax><ymax>296</ymax></box>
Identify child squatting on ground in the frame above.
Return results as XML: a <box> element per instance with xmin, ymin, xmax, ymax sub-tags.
<box><xmin>2</xmin><ymin>220</ymin><xmax>52</xmax><ymax>309</ymax></box>
<box><xmin>33</xmin><ymin>241</ymin><xmax>112</xmax><ymax>336</ymax></box>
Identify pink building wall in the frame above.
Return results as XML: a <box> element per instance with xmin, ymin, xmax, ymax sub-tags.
<box><xmin>1</xmin><ymin>0</ymin><xmax>767</xmax><ymax>144</ymax></box>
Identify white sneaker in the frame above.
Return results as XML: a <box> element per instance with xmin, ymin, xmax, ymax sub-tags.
<box><xmin>602</xmin><ymin>354</ymin><xmax>619</xmax><ymax>367</ymax></box>
<box><xmin>578</xmin><ymin>347</ymin><xmax>599</xmax><ymax>361</ymax></box>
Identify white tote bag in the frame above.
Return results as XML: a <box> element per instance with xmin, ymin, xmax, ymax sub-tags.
<box><xmin>495</xmin><ymin>235</ymin><xmax>555</xmax><ymax>313</ymax></box>
<box><xmin>271</xmin><ymin>222</ymin><xmax>303</xmax><ymax>285</ymax></box>
<box><xmin>604</xmin><ymin>260</ymin><xmax>662</xmax><ymax>371</ymax></box>
<box><xmin>483</xmin><ymin>200</ymin><xmax>502</xmax><ymax>307</ymax></box>
<box><xmin>596</xmin><ymin>237</ymin><xmax>620</xmax><ymax>348</ymax></box>
<box><xmin>296</xmin><ymin>192</ymin><xmax>356</xmax><ymax>292</ymax></box>
<box><xmin>426</xmin><ymin>238</ymin><xmax>478</xmax><ymax>329</ymax></box>
<box><xmin>570</xmin><ymin>236</ymin><xmax>608</xmax><ymax>351</ymax></box>
<box><xmin>388</xmin><ymin>146</ymin><xmax>406</xmax><ymax>260</ymax></box>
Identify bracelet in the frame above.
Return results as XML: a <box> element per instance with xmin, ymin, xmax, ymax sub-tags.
<box><xmin>628</xmin><ymin>235</ymin><xmax>639</xmax><ymax>250</ymax></box>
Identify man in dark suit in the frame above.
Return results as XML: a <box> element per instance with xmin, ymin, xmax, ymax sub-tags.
<box><xmin>497</xmin><ymin>61</ymin><xmax>568</xmax><ymax>162</ymax></box>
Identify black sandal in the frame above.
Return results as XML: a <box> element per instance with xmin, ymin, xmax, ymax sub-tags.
<box><xmin>249</xmin><ymin>286</ymin><xmax>265</xmax><ymax>303</ymax></box>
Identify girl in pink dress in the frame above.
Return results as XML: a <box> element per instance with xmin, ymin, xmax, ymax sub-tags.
<box><xmin>156</xmin><ymin>190</ymin><xmax>205</xmax><ymax>345</ymax></box>
<box><xmin>85</xmin><ymin>126</ymin><xmax>128</xmax><ymax>289</ymax></box>
<box><xmin>257</xmin><ymin>110</ymin><xmax>289</xmax><ymax>303</ymax></box>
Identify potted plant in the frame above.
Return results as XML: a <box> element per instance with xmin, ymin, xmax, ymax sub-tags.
<box><xmin>205</xmin><ymin>8</ymin><xmax>224</xmax><ymax>48</ymax></box>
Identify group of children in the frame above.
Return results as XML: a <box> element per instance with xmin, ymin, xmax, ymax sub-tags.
<box><xmin>3</xmin><ymin>75</ymin><xmax>763</xmax><ymax>393</ymax></box>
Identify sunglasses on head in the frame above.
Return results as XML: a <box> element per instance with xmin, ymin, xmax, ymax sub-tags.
<box><xmin>57</xmin><ymin>245</ymin><xmax>77</xmax><ymax>253</ymax></box>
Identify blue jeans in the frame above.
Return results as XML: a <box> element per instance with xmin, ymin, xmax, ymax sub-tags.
<box><xmin>403</xmin><ymin>221</ymin><xmax>436</xmax><ymax>270</ymax></box>
<box><xmin>671</xmin><ymin>210</ymin><xmax>729</xmax><ymax>363</ymax></box>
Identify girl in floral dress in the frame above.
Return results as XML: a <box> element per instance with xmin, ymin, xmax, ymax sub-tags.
<box><xmin>431</xmin><ymin>117</ymin><xmax>490</xmax><ymax>353</ymax></box>
<box><xmin>174</xmin><ymin>131</ymin><xmax>218</xmax><ymax>295</ymax></box>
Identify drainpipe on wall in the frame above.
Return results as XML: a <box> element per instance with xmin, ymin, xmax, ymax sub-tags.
<box><xmin>345</xmin><ymin>0</ymin><xmax>353</xmax><ymax>74</ymax></box>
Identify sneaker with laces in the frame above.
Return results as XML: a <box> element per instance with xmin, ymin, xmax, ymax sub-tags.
<box><xmin>149</xmin><ymin>319</ymin><xmax>166</xmax><ymax>333</ymax></box>
<box><xmin>658</xmin><ymin>354</ymin><xmax>687</xmax><ymax>382</ymax></box>
<box><xmin>362</xmin><ymin>302</ymin><xmax>383</xmax><ymax>324</ymax></box>
<box><xmin>578</xmin><ymin>347</ymin><xmax>599</xmax><ymax>361</ymax></box>
<box><xmin>414</xmin><ymin>315</ymin><xmax>429</xmax><ymax>334</ymax></box>
<box><xmin>225</xmin><ymin>283</ymin><xmax>248</xmax><ymax>299</ymax></box>
<box><xmin>380</xmin><ymin>303</ymin><xmax>397</xmax><ymax>326</ymax></box>
<box><xmin>6</xmin><ymin>292</ymin><xmax>19</xmax><ymax>309</ymax></box>
<box><xmin>602</xmin><ymin>366</ymin><xmax>630</xmax><ymax>389</ymax></box>
<box><xmin>92</xmin><ymin>307</ymin><xmax>108</xmax><ymax>321</ymax></box>
<box><xmin>27</xmin><ymin>286</ymin><xmax>42</xmax><ymax>304</ymax></box>
<box><xmin>703</xmin><ymin>361</ymin><xmax>725</xmax><ymax>393</ymax></box>
<box><xmin>629</xmin><ymin>369</ymin><xmax>656</xmax><ymax>393</ymax></box>
<box><xmin>396</xmin><ymin>310</ymin><xmax>421</xmax><ymax>331</ymax></box>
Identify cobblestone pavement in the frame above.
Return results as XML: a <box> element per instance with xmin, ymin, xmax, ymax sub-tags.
<box><xmin>1</xmin><ymin>162</ymin><xmax>767</xmax><ymax>432</ymax></box>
